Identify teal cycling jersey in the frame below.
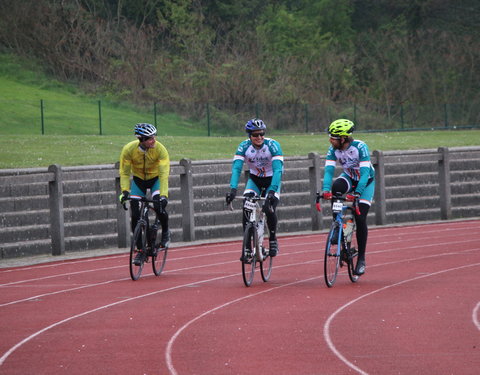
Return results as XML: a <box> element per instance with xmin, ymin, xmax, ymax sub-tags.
<box><xmin>229</xmin><ymin>138</ymin><xmax>284</xmax><ymax>192</ymax></box>
<box><xmin>322</xmin><ymin>139</ymin><xmax>375</xmax><ymax>195</ymax></box>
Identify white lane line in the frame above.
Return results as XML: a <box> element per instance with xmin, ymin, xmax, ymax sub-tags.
<box><xmin>323</xmin><ymin>262</ymin><xmax>480</xmax><ymax>375</ymax></box>
<box><xmin>0</xmin><ymin>273</ymin><xmax>237</xmax><ymax>366</ymax></box>
<box><xmin>473</xmin><ymin>302</ymin><xmax>480</xmax><ymax>331</ymax></box>
<box><xmin>164</xmin><ymin>252</ymin><xmax>479</xmax><ymax>375</ymax></box>
<box><xmin>165</xmin><ymin>276</ymin><xmax>319</xmax><ymax>375</ymax></box>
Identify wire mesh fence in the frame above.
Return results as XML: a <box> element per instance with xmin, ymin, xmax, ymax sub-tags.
<box><xmin>1</xmin><ymin>99</ymin><xmax>478</xmax><ymax>136</ymax></box>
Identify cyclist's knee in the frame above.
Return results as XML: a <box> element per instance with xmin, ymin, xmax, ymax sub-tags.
<box><xmin>332</xmin><ymin>178</ymin><xmax>349</xmax><ymax>195</ymax></box>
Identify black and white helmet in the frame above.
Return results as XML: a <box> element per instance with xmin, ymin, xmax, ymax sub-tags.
<box><xmin>134</xmin><ymin>123</ymin><xmax>157</xmax><ymax>137</ymax></box>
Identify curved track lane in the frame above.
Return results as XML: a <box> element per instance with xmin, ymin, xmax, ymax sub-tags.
<box><xmin>0</xmin><ymin>220</ymin><xmax>479</xmax><ymax>375</ymax></box>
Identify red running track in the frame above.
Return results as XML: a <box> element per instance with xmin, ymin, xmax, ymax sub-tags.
<box><xmin>0</xmin><ymin>220</ymin><xmax>479</xmax><ymax>375</ymax></box>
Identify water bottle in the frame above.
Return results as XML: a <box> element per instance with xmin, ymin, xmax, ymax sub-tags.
<box><xmin>343</xmin><ymin>213</ymin><xmax>354</xmax><ymax>242</ymax></box>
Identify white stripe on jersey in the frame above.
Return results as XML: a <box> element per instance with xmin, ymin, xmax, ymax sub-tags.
<box><xmin>325</xmin><ymin>160</ymin><xmax>336</xmax><ymax>167</ymax></box>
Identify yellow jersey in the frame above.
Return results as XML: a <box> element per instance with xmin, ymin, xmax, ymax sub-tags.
<box><xmin>119</xmin><ymin>140</ymin><xmax>170</xmax><ymax>197</ymax></box>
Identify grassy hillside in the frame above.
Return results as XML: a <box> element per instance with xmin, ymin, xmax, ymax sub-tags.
<box><xmin>0</xmin><ymin>54</ymin><xmax>205</xmax><ymax>136</ymax></box>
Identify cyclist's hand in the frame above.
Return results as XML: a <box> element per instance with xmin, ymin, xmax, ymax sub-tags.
<box><xmin>267</xmin><ymin>190</ymin><xmax>276</xmax><ymax>203</ymax></box>
<box><xmin>322</xmin><ymin>191</ymin><xmax>332</xmax><ymax>200</ymax></box>
<box><xmin>346</xmin><ymin>192</ymin><xmax>360</xmax><ymax>202</ymax></box>
<box><xmin>225</xmin><ymin>188</ymin><xmax>237</xmax><ymax>205</ymax></box>
<box><xmin>264</xmin><ymin>190</ymin><xmax>276</xmax><ymax>213</ymax></box>
<box><xmin>119</xmin><ymin>190</ymin><xmax>129</xmax><ymax>204</ymax></box>
<box><xmin>159</xmin><ymin>195</ymin><xmax>168</xmax><ymax>209</ymax></box>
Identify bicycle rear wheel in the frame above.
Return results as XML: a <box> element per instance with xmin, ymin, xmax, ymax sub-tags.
<box><xmin>324</xmin><ymin>224</ymin><xmax>340</xmax><ymax>287</ymax></box>
<box><xmin>130</xmin><ymin>222</ymin><xmax>147</xmax><ymax>281</ymax></box>
<box><xmin>346</xmin><ymin>217</ymin><xmax>359</xmax><ymax>283</ymax></box>
<box><xmin>152</xmin><ymin>231</ymin><xmax>168</xmax><ymax>276</ymax></box>
<box><xmin>242</xmin><ymin>224</ymin><xmax>256</xmax><ymax>287</ymax></box>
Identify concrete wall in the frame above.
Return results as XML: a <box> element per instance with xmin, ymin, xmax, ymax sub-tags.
<box><xmin>1</xmin><ymin>146</ymin><xmax>479</xmax><ymax>259</ymax></box>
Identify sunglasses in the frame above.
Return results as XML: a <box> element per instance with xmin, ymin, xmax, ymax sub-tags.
<box><xmin>139</xmin><ymin>136</ymin><xmax>154</xmax><ymax>142</ymax></box>
<box><xmin>250</xmin><ymin>132</ymin><xmax>265</xmax><ymax>138</ymax></box>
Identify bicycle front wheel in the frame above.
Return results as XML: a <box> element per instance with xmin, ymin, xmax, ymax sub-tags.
<box><xmin>152</xmin><ymin>233</ymin><xmax>168</xmax><ymax>276</ymax></box>
<box><xmin>324</xmin><ymin>225</ymin><xmax>340</xmax><ymax>287</ymax></box>
<box><xmin>260</xmin><ymin>236</ymin><xmax>273</xmax><ymax>282</ymax></box>
<box><xmin>346</xmin><ymin>218</ymin><xmax>359</xmax><ymax>283</ymax></box>
<box><xmin>130</xmin><ymin>222</ymin><xmax>147</xmax><ymax>281</ymax></box>
<box><xmin>242</xmin><ymin>223</ymin><xmax>257</xmax><ymax>287</ymax></box>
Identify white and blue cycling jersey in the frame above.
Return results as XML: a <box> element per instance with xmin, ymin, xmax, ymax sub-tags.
<box><xmin>229</xmin><ymin>138</ymin><xmax>284</xmax><ymax>195</ymax></box>
<box><xmin>322</xmin><ymin>139</ymin><xmax>375</xmax><ymax>199</ymax></box>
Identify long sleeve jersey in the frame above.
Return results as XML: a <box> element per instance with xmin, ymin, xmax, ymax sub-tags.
<box><xmin>229</xmin><ymin>138</ymin><xmax>284</xmax><ymax>192</ymax></box>
<box><xmin>322</xmin><ymin>139</ymin><xmax>375</xmax><ymax>195</ymax></box>
<box><xmin>119</xmin><ymin>140</ymin><xmax>170</xmax><ymax>197</ymax></box>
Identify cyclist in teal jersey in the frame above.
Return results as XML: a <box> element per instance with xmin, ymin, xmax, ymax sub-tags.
<box><xmin>321</xmin><ymin>119</ymin><xmax>375</xmax><ymax>275</ymax></box>
<box><xmin>226</xmin><ymin>118</ymin><xmax>284</xmax><ymax>258</ymax></box>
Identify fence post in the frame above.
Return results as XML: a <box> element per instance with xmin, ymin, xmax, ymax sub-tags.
<box><xmin>438</xmin><ymin>147</ymin><xmax>452</xmax><ymax>220</ymax></box>
<box><xmin>304</xmin><ymin>103</ymin><xmax>309</xmax><ymax>133</ymax></box>
<box><xmin>48</xmin><ymin>164</ymin><xmax>65</xmax><ymax>255</ymax></box>
<box><xmin>372</xmin><ymin>150</ymin><xmax>386</xmax><ymax>225</ymax></box>
<box><xmin>206</xmin><ymin>103</ymin><xmax>211</xmax><ymax>137</ymax></box>
<box><xmin>308</xmin><ymin>152</ymin><xmax>323</xmax><ymax>231</ymax></box>
<box><xmin>180</xmin><ymin>158</ymin><xmax>195</xmax><ymax>241</ymax></box>
<box><xmin>98</xmin><ymin>100</ymin><xmax>103</xmax><ymax>135</ymax></box>
<box><xmin>115</xmin><ymin>162</ymin><xmax>130</xmax><ymax>247</ymax></box>
<box><xmin>400</xmin><ymin>104</ymin><xmax>404</xmax><ymax>129</ymax></box>
<box><xmin>154</xmin><ymin>102</ymin><xmax>157</xmax><ymax>128</ymax></box>
<box><xmin>444</xmin><ymin>104</ymin><xmax>449</xmax><ymax>128</ymax></box>
<box><xmin>40</xmin><ymin>99</ymin><xmax>45</xmax><ymax>135</ymax></box>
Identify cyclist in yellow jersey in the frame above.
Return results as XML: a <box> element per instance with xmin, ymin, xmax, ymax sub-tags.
<box><xmin>119</xmin><ymin>123</ymin><xmax>170</xmax><ymax>265</ymax></box>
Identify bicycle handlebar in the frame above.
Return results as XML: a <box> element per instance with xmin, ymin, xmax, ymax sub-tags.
<box><xmin>315</xmin><ymin>192</ymin><xmax>361</xmax><ymax>215</ymax></box>
<box><xmin>226</xmin><ymin>195</ymin><xmax>274</xmax><ymax>214</ymax></box>
<box><xmin>121</xmin><ymin>196</ymin><xmax>159</xmax><ymax>211</ymax></box>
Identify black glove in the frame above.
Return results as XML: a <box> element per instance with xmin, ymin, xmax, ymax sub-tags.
<box><xmin>159</xmin><ymin>195</ymin><xmax>168</xmax><ymax>209</ymax></box>
<box><xmin>225</xmin><ymin>188</ymin><xmax>237</xmax><ymax>205</ymax></box>
<box><xmin>267</xmin><ymin>190</ymin><xmax>276</xmax><ymax>204</ymax></box>
<box><xmin>153</xmin><ymin>195</ymin><xmax>168</xmax><ymax>214</ymax></box>
<box><xmin>263</xmin><ymin>190</ymin><xmax>276</xmax><ymax>213</ymax></box>
<box><xmin>119</xmin><ymin>190</ymin><xmax>129</xmax><ymax>204</ymax></box>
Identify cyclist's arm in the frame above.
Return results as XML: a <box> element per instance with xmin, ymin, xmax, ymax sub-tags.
<box><xmin>230</xmin><ymin>141</ymin><xmax>249</xmax><ymax>190</ymax></box>
<box><xmin>156</xmin><ymin>143</ymin><xmax>170</xmax><ymax>197</ymax></box>
<box><xmin>229</xmin><ymin>157</ymin><xmax>244</xmax><ymax>190</ymax></box>
<box><xmin>269</xmin><ymin>158</ymin><xmax>283</xmax><ymax>192</ymax></box>
<box><xmin>268</xmin><ymin>139</ymin><xmax>284</xmax><ymax>192</ymax></box>
<box><xmin>354</xmin><ymin>142</ymin><xmax>373</xmax><ymax>195</ymax></box>
<box><xmin>354</xmin><ymin>165</ymin><xmax>370</xmax><ymax>195</ymax></box>
<box><xmin>119</xmin><ymin>145</ymin><xmax>133</xmax><ymax>192</ymax></box>
<box><xmin>322</xmin><ymin>146</ymin><xmax>337</xmax><ymax>192</ymax></box>
<box><xmin>322</xmin><ymin>162</ymin><xmax>336</xmax><ymax>192</ymax></box>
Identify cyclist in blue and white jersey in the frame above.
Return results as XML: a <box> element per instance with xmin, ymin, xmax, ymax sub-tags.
<box><xmin>226</xmin><ymin>118</ymin><xmax>284</xmax><ymax>259</ymax></box>
<box><xmin>321</xmin><ymin>119</ymin><xmax>375</xmax><ymax>276</ymax></box>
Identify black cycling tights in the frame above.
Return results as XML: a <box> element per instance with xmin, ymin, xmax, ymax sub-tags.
<box><xmin>130</xmin><ymin>197</ymin><xmax>169</xmax><ymax>234</ymax></box>
<box><xmin>243</xmin><ymin>192</ymin><xmax>279</xmax><ymax>240</ymax></box>
<box><xmin>331</xmin><ymin>178</ymin><xmax>369</xmax><ymax>261</ymax></box>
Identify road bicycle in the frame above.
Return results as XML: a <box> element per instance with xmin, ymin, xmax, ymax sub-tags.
<box><xmin>229</xmin><ymin>194</ymin><xmax>273</xmax><ymax>287</ymax></box>
<box><xmin>123</xmin><ymin>197</ymin><xmax>168</xmax><ymax>280</ymax></box>
<box><xmin>316</xmin><ymin>192</ymin><xmax>360</xmax><ymax>287</ymax></box>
